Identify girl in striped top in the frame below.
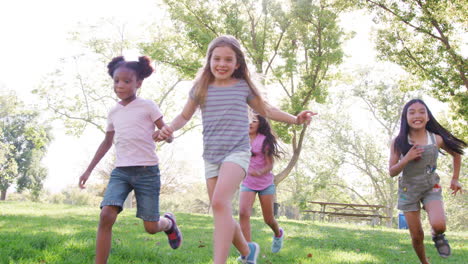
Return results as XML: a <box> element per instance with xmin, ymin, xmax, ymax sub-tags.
<box><xmin>157</xmin><ymin>35</ymin><xmax>316</xmax><ymax>264</ymax></box>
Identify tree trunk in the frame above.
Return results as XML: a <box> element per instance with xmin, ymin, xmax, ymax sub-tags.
<box><xmin>274</xmin><ymin>125</ymin><xmax>308</xmax><ymax>185</ymax></box>
<box><xmin>1</xmin><ymin>189</ymin><xmax>7</xmax><ymax>200</ymax></box>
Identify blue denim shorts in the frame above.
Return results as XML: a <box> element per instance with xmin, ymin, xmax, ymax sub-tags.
<box><xmin>101</xmin><ymin>165</ymin><xmax>161</xmax><ymax>221</ymax></box>
<box><xmin>240</xmin><ymin>184</ymin><xmax>276</xmax><ymax>196</ymax></box>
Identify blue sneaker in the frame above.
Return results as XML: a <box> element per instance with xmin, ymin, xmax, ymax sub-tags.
<box><xmin>163</xmin><ymin>213</ymin><xmax>182</xmax><ymax>249</ymax></box>
<box><xmin>271</xmin><ymin>228</ymin><xmax>284</xmax><ymax>253</ymax></box>
<box><xmin>246</xmin><ymin>242</ymin><xmax>259</xmax><ymax>264</ymax></box>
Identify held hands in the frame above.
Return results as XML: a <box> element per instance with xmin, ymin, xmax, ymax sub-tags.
<box><xmin>153</xmin><ymin>125</ymin><xmax>174</xmax><ymax>142</ymax></box>
<box><xmin>296</xmin><ymin>110</ymin><xmax>318</xmax><ymax>125</ymax></box>
<box><xmin>250</xmin><ymin>170</ymin><xmax>263</xmax><ymax>177</ymax></box>
<box><xmin>450</xmin><ymin>179</ymin><xmax>463</xmax><ymax>195</ymax></box>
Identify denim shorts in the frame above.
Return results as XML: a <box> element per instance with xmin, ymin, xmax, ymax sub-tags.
<box><xmin>240</xmin><ymin>184</ymin><xmax>276</xmax><ymax>196</ymax></box>
<box><xmin>204</xmin><ymin>150</ymin><xmax>251</xmax><ymax>179</ymax></box>
<box><xmin>101</xmin><ymin>165</ymin><xmax>161</xmax><ymax>221</ymax></box>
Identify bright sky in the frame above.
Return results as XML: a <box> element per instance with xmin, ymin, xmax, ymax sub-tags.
<box><xmin>0</xmin><ymin>1</ymin><xmax>445</xmax><ymax>194</ymax></box>
<box><xmin>0</xmin><ymin>0</ymin><xmax>164</xmax><ymax>193</ymax></box>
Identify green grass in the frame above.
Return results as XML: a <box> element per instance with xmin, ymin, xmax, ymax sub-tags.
<box><xmin>0</xmin><ymin>202</ymin><xmax>466</xmax><ymax>264</ymax></box>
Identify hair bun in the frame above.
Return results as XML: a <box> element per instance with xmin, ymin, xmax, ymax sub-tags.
<box><xmin>107</xmin><ymin>56</ymin><xmax>125</xmax><ymax>77</ymax></box>
<box><xmin>138</xmin><ymin>56</ymin><xmax>154</xmax><ymax>79</ymax></box>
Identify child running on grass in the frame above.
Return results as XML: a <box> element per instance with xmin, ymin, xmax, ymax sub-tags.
<box><xmin>78</xmin><ymin>56</ymin><xmax>182</xmax><ymax>264</ymax></box>
<box><xmin>389</xmin><ymin>99</ymin><xmax>465</xmax><ymax>264</ymax></box>
<box><xmin>156</xmin><ymin>35</ymin><xmax>316</xmax><ymax>264</ymax></box>
<box><xmin>239</xmin><ymin>114</ymin><xmax>285</xmax><ymax>255</ymax></box>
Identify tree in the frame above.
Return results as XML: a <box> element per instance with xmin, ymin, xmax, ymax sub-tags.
<box><xmin>143</xmin><ymin>0</ymin><xmax>351</xmax><ymax>185</ymax></box>
<box><xmin>294</xmin><ymin>65</ymin><xmax>416</xmax><ymax>224</ymax></box>
<box><xmin>0</xmin><ymin>91</ymin><xmax>52</xmax><ymax>200</ymax></box>
<box><xmin>364</xmin><ymin>0</ymin><xmax>467</xmax><ymax>140</ymax></box>
<box><xmin>32</xmin><ymin>19</ymin><xmax>192</xmax><ymax>199</ymax></box>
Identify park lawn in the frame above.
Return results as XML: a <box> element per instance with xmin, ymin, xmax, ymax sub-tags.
<box><xmin>0</xmin><ymin>202</ymin><xmax>466</xmax><ymax>264</ymax></box>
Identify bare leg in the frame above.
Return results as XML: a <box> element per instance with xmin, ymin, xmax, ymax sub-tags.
<box><xmin>424</xmin><ymin>200</ymin><xmax>446</xmax><ymax>235</ymax></box>
<box><xmin>207</xmin><ymin>162</ymin><xmax>249</xmax><ymax>264</ymax></box>
<box><xmin>425</xmin><ymin>200</ymin><xmax>450</xmax><ymax>258</ymax></box>
<box><xmin>239</xmin><ymin>191</ymin><xmax>256</xmax><ymax>242</ymax></box>
<box><xmin>405</xmin><ymin>211</ymin><xmax>430</xmax><ymax>264</ymax></box>
<box><xmin>258</xmin><ymin>194</ymin><xmax>281</xmax><ymax>236</ymax></box>
<box><xmin>95</xmin><ymin>206</ymin><xmax>119</xmax><ymax>264</ymax></box>
<box><xmin>143</xmin><ymin>218</ymin><xmax>172</xmax><ymax>234</ymax></box>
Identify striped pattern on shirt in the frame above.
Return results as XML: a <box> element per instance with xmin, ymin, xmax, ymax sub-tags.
<box><xmin>191</xmin><ymin>79</ymin><xmax>254</xmax><ymax>163</ymax></box>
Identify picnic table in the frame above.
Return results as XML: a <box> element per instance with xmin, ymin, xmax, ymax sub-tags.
<box><xmin>302</xmin><ymin>201</ymin><xmax>390</xmax><ymax>226</ymax></box>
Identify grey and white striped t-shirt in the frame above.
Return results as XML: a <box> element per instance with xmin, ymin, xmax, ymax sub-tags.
<box><xmin>191</xmin><ymin>79</ymin><xmax>255</xmax><ymax>164</ymax></box>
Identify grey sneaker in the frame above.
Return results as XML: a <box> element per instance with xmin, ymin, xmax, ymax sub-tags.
<box><xmin>271</xmin><ymin>228</ymin><xmax>284</xmax><ymax>253</ymax></box>
<box><xmin>432</xmin><ymin>233</ymin><xmax>451</xmax><ymax>258</ymax></box>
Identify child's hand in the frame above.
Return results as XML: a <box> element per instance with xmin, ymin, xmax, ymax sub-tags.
<box><xmin>296</xmin><ymin>110</ymin><xmax>318</xmax><ymax>125</ymax></box>
<box><xmin>165</xmin><ymin>134</ymin><xmax>174</xmax><ymax>143</ymax></box>
<box><xmin>79</xmin><ymin>171</ymin><xmax>91</xmax><ymax>189</ymax></box>
<box><xmin>405</xmin><ymin>144</ymin><xmax>424</xmax><ymax>162</ymax></box>
<box><xmin>159</xmin><ymin>125</ymin><xmax>174</xmax><ymax>140</ymax></box>
<box><xmin>450</xmin><ymin>179</ymin><xmax>462</xmax><ymax>195</ymax></box>
<box><xmin>250</xmin><ymin>170</ymin><xmax>262</xmax><ymax>177</ymax></box>
<box><xmin>152</xmin><ymin>130</ymin><xmax>165</xmax><ymax>142</ymax></box>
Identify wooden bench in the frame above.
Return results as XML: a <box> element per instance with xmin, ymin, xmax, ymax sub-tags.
<box><xmin>302</xmin><ymin>201</ymin><xmax>390</xmax><ymax>226</ymax></box>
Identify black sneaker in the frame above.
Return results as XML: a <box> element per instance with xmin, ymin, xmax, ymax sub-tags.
<box><xmin>432</xmin><ymin>233</ymin><xmax>451</xmax><ymax>258</ymax></box>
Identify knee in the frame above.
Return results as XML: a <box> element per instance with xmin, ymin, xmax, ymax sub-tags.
<box><xmin>239</xmin><ymin>208</ymin><xmax>251</xmax><ymax>219</ymax></box>
<box><xmin>99</xmin><ymin>208</ymin><xmax>118</xmax><ymax>227</ymax></box>
<box><xmin>211</xmin><ymin>197</ymin><xmax>230</xmax><ymax>213</ymax></box>
<box><xmin>432</xmin><ymin>222</ymin><xmax>446</xmax><ymax>234</ymax></box>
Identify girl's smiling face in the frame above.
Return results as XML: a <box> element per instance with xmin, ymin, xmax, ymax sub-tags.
<box><xmin>249</xmin><ymin>116</ymin><xmax>259</xmax><ymax>135</ymax></box>
<box><xmin>406</xmin><ymin>102</ymin><xmax>429</xmax><ymax>130</ymax></box>
<box><xmin>210</xmin><ymin>46</ymin><xmax>239</xmax><ymax>84</ymax></box>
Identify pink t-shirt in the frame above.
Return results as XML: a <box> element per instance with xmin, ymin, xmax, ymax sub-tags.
<box><xmin>106</xmin><ymin>97</ymin><xmax>163</xmax><ymax>167</ymax></box>
<box><xmin>242</xmin><ymin>133</ymin><xmax>274</xmax><ymax>190</ymax></box>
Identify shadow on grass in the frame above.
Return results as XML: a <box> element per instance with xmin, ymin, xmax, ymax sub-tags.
<box><xmin>251</xmin><ymin>218</ymin><xmax>467</xmax><ymax>264</ymax></box>
<box><xmin>0</xmin><ymin>202</ymin><xmax>466</xmax><ymax>264</ymax></box>
<box><xmin>0</xmin><ymin>206</ymin><xmax>216</xmax><ymax>264</ymax></box>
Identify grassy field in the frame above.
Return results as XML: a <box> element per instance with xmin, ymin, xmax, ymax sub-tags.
<box><xmin>0</xmin><ymin>202</ymin><xmax>466</xmax><ymax>264</ymax></box>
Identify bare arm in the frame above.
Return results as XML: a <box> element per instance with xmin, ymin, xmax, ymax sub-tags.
<box><xmin>248</xmin><ymin>96</ymin><xmax>317</xmax><ymax>125</ymax></box>
<box><xmin>388</xmin><ymin>139</ymin><xmax>423</xmax><ymax>177</ymax></box>
<box><xmin>251</xmin><ymin>154</ymin><xmax>274</xmax><ymax>177</ymax></box>
<box><xmin>79</xmin><ymin>131</ymin><xmax>114</xmax><ymax>188</ymax></box>
<box><xmin>437</xmin><ymin>135</ymin><xmax>463</xmax><ymax>195</ymax></box>
<box><xmin>158</xmin><ymin>97</ymin><xmax>198</xmax><ymax>140</ymax></box>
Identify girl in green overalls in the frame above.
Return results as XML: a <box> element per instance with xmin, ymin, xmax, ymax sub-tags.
<box><xmin>389</xmin><ymin>99</ymin><xmax>465</xmax><ymax>264</ymax></box>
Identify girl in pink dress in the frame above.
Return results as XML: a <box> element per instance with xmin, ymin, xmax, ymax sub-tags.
<box><xmin>239</xmin><ymin>114</ymin><xmax>284</xmax><ymax>254</ymax></box>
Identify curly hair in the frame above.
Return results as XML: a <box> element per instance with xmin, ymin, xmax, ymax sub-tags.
<box><xmin>107</xmin><ymin>56</ymin><xmax>154</xmax><ymax>80</ymax></box>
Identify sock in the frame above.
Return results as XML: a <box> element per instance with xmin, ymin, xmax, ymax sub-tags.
<box><xmin>164</xmin><ymin>217</ymin><xmax>173</xmax><ymax>232</ymax></box>
<box><xmin>275</xmin><ymin>228</ymin><xmax>283</xmax><ymax>238</ymax></box>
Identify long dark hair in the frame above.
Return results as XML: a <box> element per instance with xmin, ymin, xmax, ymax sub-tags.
<box><xmin>254</xmin><ymin>115</ymin><xmax>283</xmax><ymax>159</ymax></box>
<box><xmin>394</xmin><ymin>99</ymin><xmax>466</xmax><ymax>155</ymax></box>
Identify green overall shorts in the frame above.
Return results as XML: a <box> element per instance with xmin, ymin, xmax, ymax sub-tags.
<box><xmin>398</xmin><ymin>132</ymin><xmax>442</xmax><ymax>212</ymax></box>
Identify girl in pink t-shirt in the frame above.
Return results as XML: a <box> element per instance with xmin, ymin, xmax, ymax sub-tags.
<box><xmin>239</xmin><ymin>114</ymin><xmax>285</xmax><ymax>253</ymax></box>
<box><xmin>78</xmin><ymin>56</ymin><xmax>181</xmax><ymax>264</ymax></box>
